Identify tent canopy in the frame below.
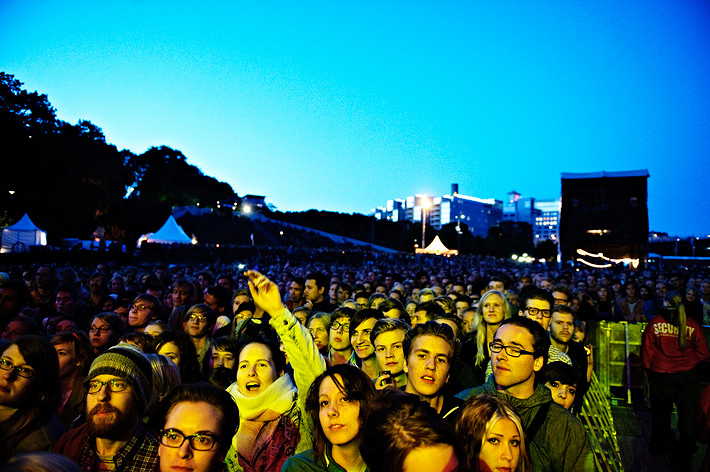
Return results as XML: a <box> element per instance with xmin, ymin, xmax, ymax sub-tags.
<box><xmin>1</xmin><ymin>214</ymin><xmax>47</xmax><ymax>253</ymax></box>
<box><xmin>415</xmin><ymin>235</ymin><xmax>458</xmax><ymax>256</ymax></box>
<box><xmin>140</xmin><ymin>216</ymin><xmax>193</xmax><ymax>246</ymax></box>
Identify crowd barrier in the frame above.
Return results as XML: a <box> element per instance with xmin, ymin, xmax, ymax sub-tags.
<box><xmin>581</xmin><ymin>372</ymin><xmax>624</xmax><ymax>472</ymax></box>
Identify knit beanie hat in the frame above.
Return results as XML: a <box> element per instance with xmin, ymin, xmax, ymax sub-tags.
<box><xmin>88</xmin><ymin>343</ymin><xmax>153</xmax><ymax>412</ymax></box>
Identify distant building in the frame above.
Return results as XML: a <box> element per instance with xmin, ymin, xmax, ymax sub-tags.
<box><xmin>503</xmin><ymin>191</ymin><xmax>539</xmax><ymax>225</ymax></box>
<box><xmin>372</xmin><ymin>184</ymin><xmax>502</xmax><ymax>238</ymax></box>
<box><xmin>559</xmin><ymin>170</ymin><xmax>649</xmax><ymax>266</ymax></box>
<box><xmin>534</xmin><ymin>199</ymin><xmax>561</xmax><ymax>245</ymax></box>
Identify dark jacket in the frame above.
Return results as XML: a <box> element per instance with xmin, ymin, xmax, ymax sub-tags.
<box><xmin>457</xmin><ymin>377</ymin><xmax>594</xmax><ymax>472</ymax></box>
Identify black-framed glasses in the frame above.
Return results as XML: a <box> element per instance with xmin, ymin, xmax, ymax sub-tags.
<box><xmin>86</xmin><ymin>379</ymin><xmax>128</xmax><ymax>394</ymax></box>
<box><xmin>489</xmin><ymin>342</ymin><xmax>535</xmax><ymax>358</ymax></box>
<box><xmin>159</xmin><ymin>429</ymin><xmax>219</xmax><ymax>451</ymax></box>
<box><xmin>526</xmin><ymin>307</ymin><xmax>552</xmax><ymax>318</ymax></box>
<box><xmin>330</xmin><ymin>321</ymin><xmax>350</xmax><ymax>332</ymax></box>
<box><xmin>89</xmin><ymin>326</ymin><xmax>112</xmax><ymax>334</ymax></box>
<box><xmin>130</xmin><ymin>304</ymin><xmax>150</xmax><ymax>311</ymax></box>
<box><xmin>0</xmin><ymin>358</ymin><xmax>35</xmax><ymax>379</ymax></box>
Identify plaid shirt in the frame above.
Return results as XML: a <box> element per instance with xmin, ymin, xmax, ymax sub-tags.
<box><xmin>55</xmin><ymin>422</ymin><xmax>158</xmax><ymax>472</ymax></box>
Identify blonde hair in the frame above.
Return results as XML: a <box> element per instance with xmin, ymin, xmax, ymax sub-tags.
<box><xmin>456</xmin><ymin>394</ymin><xmax>531</xmax><ymax>472</ymax></box>
<box><xmin>664</xmin><ymin>291</ymin><xmax>688</xmax><ymax>349</ymax></box>
<box><xmin>472</xmin><ymin>290</ymin><xmax>512</xmax><ymax>367</ymax></box>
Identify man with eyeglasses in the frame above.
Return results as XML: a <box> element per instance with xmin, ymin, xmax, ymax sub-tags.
<box><xmin>127</xmin><ymin>294</ymin><xmax>162</xmax><ymax>333</ymax></box>
<box><xmin>520</xmin><ymin>287</ymin><xmax>572</xmax><ymax>367</ymax></box>
<box><xmin>327</xmin><ymin>307</ymin><xmax>357</xmax><ymax>366</ymax></box>
<box><xmin>54</xmin><ymin>343</ymin><xmax>158</xmax><ymax>472</ymax></box>
<box><xmin>457</xmin><ymin>317</ymin><xmax>593</xmax><ymax>471</ymax></box>
<box><xmin>183</xmin><ymin>304</ymin><xmax>217</xmax><ymax>375</ymax></box>
<box><xmin>158</xmin><ymin>383</ymin><xmax>238</xmax><ymax>472</ymax></box>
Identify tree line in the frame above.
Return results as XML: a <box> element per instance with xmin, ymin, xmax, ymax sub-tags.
<box><xmin>0</xmin><ymin>72</ymin><xmax>556</xmax><ymax>259</ymax></box>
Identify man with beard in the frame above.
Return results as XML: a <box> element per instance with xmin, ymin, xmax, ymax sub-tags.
<box><xmin>54</xmin><ymin>344</ymin><xmax>158</xmax><ymax>472</ymax></box>
<box><xmin>548</xmin><ymin>305</ymin><xmax>590</xmax><ymax>412</ymax></box>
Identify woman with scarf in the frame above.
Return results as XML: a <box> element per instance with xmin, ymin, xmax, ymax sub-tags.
<box><xmin>225</xmin><ymin>271</ymin><xmax>326</xmax><ymax>472</ymax></box>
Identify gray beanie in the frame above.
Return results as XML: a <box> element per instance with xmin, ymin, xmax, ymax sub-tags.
<box><xmin>88</xmin><ymin>343</ymin><xmax>153</xmax><ymax>411</ymax></box>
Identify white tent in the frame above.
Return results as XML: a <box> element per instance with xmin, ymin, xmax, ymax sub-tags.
<box><xmin>138</xmin><ymin>215</ymin><xmax>193</xmax><ymax>247</ymax></box>
<box><xmin>415</xmin><ymin>235</ymin><xmax>458</xmax><ymax>256</ymax></box>
<box><xmin>1</xmin><ymin>214</ymin><xmax>47</xmax><ymax>253</ymax></box>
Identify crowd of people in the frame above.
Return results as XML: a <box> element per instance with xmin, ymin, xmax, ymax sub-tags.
<box><xmin>0</xmin><ymin>254</ymin><xmax>709</xmax><ymax>472</ymax></box>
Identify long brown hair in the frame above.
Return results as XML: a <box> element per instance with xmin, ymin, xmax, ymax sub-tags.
<box><xmin>304</xmin><ymin>364</ymin><xmax>376</xmax><ymax>459</ymax></box>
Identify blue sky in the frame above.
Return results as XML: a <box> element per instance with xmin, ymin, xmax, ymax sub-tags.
<box><xmin>2</xmin><ymin>0</ymin><xmax>709</xmax><ymax>236</ymax></box>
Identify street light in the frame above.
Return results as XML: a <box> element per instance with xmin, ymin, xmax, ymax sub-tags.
<box><xmin>421</xmin><ymin>197</ymin><xmax>431</xmax><ymax>248</ymax></box>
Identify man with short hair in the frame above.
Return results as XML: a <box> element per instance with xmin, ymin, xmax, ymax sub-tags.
<box><xmin>158</xmin><ymin>383</ymin><xmax>239</xmax><ymax>472</ymax></box>
<box><xmin>457</xmin><ymin>317</ymin><xmax>593</xmax><ymax>471</ymax></box>
<box><xmin>203</xmin><ymin>285</ymin><xmax>232</xmax><ymax>332</ymax></box>
<box><xmin>520</xmin><ymin>288</ymin><xmax>572</xmax><ymax>366</ymax></box>
<box><xmin>184</xmin><ymin>305</ymin><xmax>217</xmax><ymax>375</ymax></box>
<box><xmin>55</xmin><ymin>344</ymin><xmax>159</xmax><ymax>472</ymax></box>
<box><xmin>172</xmin><ymin>279</ymin><xmax>196</xmax><ymax>309</ymax></box>
<box><xmin>551</xmin><ymin>285</ymin><xmax>572</xmax><ymax>306</ymax></box>
<box><xmin>128</xmin><ymin>294</ymin><xmax>162</xmax><ymax>333</ymax></box>
<box><xmin>548</xmin><ymin>305</ymin><xmax>591</xmax><ymax>410</ymax></box>
<box><xmin>377</xmin><ymin>298</ymin><xmax>406</xmax><ymax>320</ymax></box>
<box><xmin>411</xmin><ymin>300</ymin><xmax>445</xmax><ymax>327</ymax></box>
<box><xmin>403</xmin><ymin>321</ymin><xmax>462</xmax><ymax>425</ymax></box>
<box><xmin>488</xmin><ymin>277</ymin><xmax>507</xmax><ymax>294</ymax></box>
<box><xmin>304</xmin><ymin>272</ymin><xmax>336</xmax><ymax>313</ymax></box>
<box><xmin>327</xmin><ymin>307</ymin><xmax>357</xmax><ymax>366</ymax></box>
<box><xmin>285</xmin><ymin>277</ymin><xmax>306</xmax><ymax>311</ymax></box>
<box><xmin>371</xmin><ymin>318</ymin><xmax>409</xmax><ymax>389</ymax></box>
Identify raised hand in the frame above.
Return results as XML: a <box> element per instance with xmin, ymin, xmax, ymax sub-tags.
<box><xmin>244</xmin><ymin>270</ymin><xmax>286</xmax><ymax>316</ymax></box>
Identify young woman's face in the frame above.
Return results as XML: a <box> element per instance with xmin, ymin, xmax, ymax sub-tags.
<box><xmin>54</xmin><ymin>342</ymin><xmax>80</xmax><ymax>379</ymax></box>
<box><xmin>545</xmin><ymin>380</ymin><xmax>577</xmax><ymax>410</ymax></box>
<box><xmin>478</xmin><ymin>418</ymin><xmax>521</xmax><ymax>472</ymax></box>
<box><xmin>158</xmin><ymin>342</ymin><xmax>182</xmax><ymax>368</ymax></box>
<box><xmin>318</xmin><ymin>374</ymin><xmax>361</xmax><ymax>447</ymax></box>
<box><xmin>482</xmin><ymin>293</ymin><xmax>505</xmax><ymax>325</ymax></box>
<box><xmin>89</xmin><ymin>318</ymin><xmax>115</xmax><ymax>351</ymax></box>
<box><xmin>308</xmin><ymin>318</ymin><xmax>330</xmax><ymax>350</ymax></box>
<box><xmin>236</xmin><ymin>343</ymin><xmax>279</xmax><ymax>398</ymax></box>
<box><xmin>0</xmin><ymin>344</ymin><xmax>36</xmax><ymax>409</ymax></box>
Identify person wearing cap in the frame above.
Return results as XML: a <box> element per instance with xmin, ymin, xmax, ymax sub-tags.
<box><xmin>53</xmin><ymin>343</ymin><xmax>159</xmax><ymax>472</ymax></box>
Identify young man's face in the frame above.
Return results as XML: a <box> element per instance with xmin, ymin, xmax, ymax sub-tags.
<box><xmin>304</xmin><ymin>279</ymin><xmax>323</xmax><ymax>302</ymax></box>
<box><xmin>522</xmin><ymin>298</ymin><xmax>553</xmax><ymax>330</ymax></box>
<box><xmin>374</xmin><ymin>329</ymin><xmax>406</xmax><ymax>377</ymax></box>
<box><xmin>329</xmin><ymin>317</ymin><xmax>351</xmax><ymax>351</ymax></box>
<box><xmin>549</xmin><ymin>311</ymin><xmax>574</xmax><ymax>345</ymax></box>
<box><xmin>86</xmin><ymin>375</ymin><xmax>139</xmax><ymax>437</ymax></box>
<box><xmin>404</xmin><ymin>334</ymin><xmax>451</xmax><ymax>399</ymax></box>
<box><xmin>159</xmin><ymin>401</ymin><xmax>227</xmax><ymax>472</ymax></box>
<box><xmin>288</xmin><ymin>281</ymin><xmax>304</xmax><ymax>302</ymax></box>
<box><xmin>491</xmin><ymin>324</ymin><xmax>544</xmax><ymax>396</ymax></box>
<box><xmin>128</xmin><ymin>301</ymin><xmax>156</xmax><ymax>329</ymax></box>
<box><xmin>185</xmin><ymin>312</ymin><xmax>212</xmax><ymax>339</ymax></box>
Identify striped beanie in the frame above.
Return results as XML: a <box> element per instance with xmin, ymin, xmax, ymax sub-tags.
<box><xmin>88</xmin><ymin>343</ymin><xmax>153</xmax><ymax>411</ymax></box>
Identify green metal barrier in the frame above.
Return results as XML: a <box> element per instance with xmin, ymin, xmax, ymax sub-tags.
<box><xmin>588</xmin><ymin>320</ymin><xmax>646</xmax><ymax>400</ymax></box>
<box><xmin>580</xmin><ymin>372</ymin><xmax>624</xmax><ymax>472</ymax></box>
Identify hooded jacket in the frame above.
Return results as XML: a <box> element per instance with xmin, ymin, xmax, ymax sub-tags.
<box><xmin>457</xmin><ymin>376</ymin><xmax>594</xmax><ymax>472</ymax></box>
